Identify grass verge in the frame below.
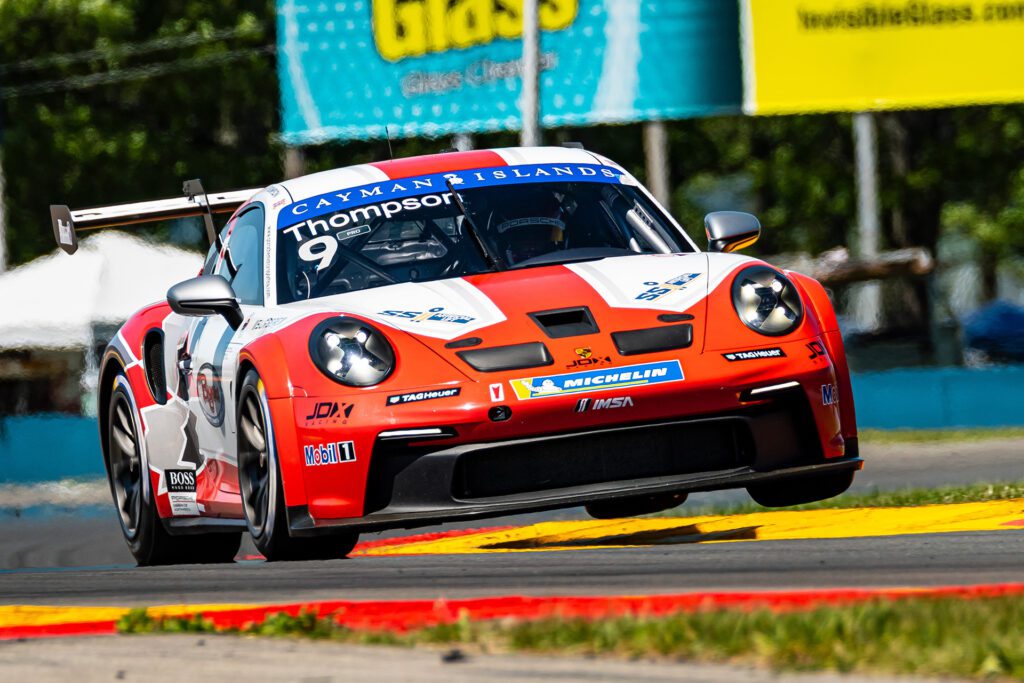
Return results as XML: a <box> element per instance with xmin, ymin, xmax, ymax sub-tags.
<box><xmin>860</xmin><ymin>426</ymin><xmax>1024</xmax><ymax>444</ymax></box>
<box><xmin>118</xmin><ymin>594</ymin><xmax>1024</xmax><ymax>679</ymax></box>
<box><xmin>667</xmin><ymin>480</ymin><xmax>1024</xmax><ymax>517</ymax></box>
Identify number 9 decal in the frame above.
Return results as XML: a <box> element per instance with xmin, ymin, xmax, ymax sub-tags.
<box><xmin>298</xmin><ymin>235</ymin><xmax>337</xmax><ymax>271</ymax></box>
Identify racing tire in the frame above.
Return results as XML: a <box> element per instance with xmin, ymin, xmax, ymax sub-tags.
<box><xmin>107</xmin><ymin>373</ymin><xmax>241</xmax><ymax>566</ymax></box>
<box><xmin>746</xmin><ymin>470</ymin><xmax>855</xmax><ymax>508</ymax></box>
<box><xmin>237</xmin><ymin>370</ymin><xmax>359</xmax><ymax>561</ymax></box>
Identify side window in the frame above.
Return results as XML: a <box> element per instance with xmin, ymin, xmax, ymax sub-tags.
<box><xmin>218</xmin><ymin>205</ymin><xmax>265</xmax><ymax>305</ymax></box>
<box><xmin>202</xmin><ymin>223</ymin><xmax>231</xmax><ymax>275</ymax></box>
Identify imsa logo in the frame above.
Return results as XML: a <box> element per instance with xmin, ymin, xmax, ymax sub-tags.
<box><xmin>575</xmin><ymin>396</ymin><xmax>634</xmax><ymax>412</ymax></box>
<box><xmin>303</xmin><ymin>441</ymin><xmax>357</xmax><ymax>466</ymax></box>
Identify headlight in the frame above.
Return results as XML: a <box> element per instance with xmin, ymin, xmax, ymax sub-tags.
<box><xmin>731</xmin><ymin>266</ymin><xmax>803</xmax><ymax>336</ymax></box>
<box><xmin>308</xmin><ymin>317</ymin><xmax>395</xmax><ymax>386</ymax></box>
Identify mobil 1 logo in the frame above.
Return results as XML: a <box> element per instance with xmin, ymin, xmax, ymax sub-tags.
<box><xmin>304</xmin><ymin>441</ymin><xmax>357</xmax><ymax>466</ymax></box>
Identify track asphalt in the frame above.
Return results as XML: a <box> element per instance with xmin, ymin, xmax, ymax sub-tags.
<box><xmin>0</xmin><ymin>438</ymin><xmax>1019</xmax><ymax>609</ymax></box>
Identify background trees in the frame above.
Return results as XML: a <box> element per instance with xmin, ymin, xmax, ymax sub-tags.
<box><xmin>2</xmin><ymin>0</ymin><xmax>1022</xmax><ymax>305</ymax></box>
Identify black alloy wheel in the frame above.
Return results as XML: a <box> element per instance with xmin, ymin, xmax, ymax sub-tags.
<box><xmin>107</xmin><ymin>373</ymin><xmax>241</xmax><ymax>565</ymax></box>
<box><xmin>108</xmin><ymin>387</ymin><xmax>144</xmax><ymax>536</ymax></box>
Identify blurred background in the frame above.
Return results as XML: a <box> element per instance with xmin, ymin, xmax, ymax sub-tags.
<box><xmin>1</xmin><ymin>0</ymin><xmax>1023</xmax><ymax>487</ymax></box>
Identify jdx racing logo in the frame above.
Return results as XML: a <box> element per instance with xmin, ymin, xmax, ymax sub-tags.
<box><xmin>372</xmin><ymin>0</ymin><xmax>578</xmax><ymax>62</ymax></box>
<box><xmin>636</xmin><ymin>273</ymin><xmax>701</xmax><ymax>302</ymax></box>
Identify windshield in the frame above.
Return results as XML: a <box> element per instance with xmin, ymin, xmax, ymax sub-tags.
<box><xmin>276</xmin><ymin>164</ymin><xmax>694</xmax><ymax>304</ymax></box>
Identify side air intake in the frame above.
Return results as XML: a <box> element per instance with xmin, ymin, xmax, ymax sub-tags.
<box><xmin>612</xmin><ymin>324</ymin><xmax>693</xmax><ymax>356</ymax></box>
<box><xmin>457</xmin><ymin>342</ymin><xmax>553</xmax><ymax>372</ymax></box>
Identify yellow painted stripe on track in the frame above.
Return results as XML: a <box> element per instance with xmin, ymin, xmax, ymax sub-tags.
<box><xmin>361</xmin><ymin>499</ymin><xmax>1024</xmax><ymax>556</ymax></box>
<box><xmin>0</xmin><ymin>603</ymin><xmax>259</xmax><ymax>629</ymax></box>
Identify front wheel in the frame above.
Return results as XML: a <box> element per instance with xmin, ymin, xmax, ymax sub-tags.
<box><xmin>107</xmin><ymin>373</ymin><xmax>240</xmax><ymax>565</ymax></box>
<box><xmin>237</xmin><ymin>370</ymin><xmax>358</xmax><ymax>561</ymax></box>
<box><xmin>747</xmin><ymin>470</ymin><xmax>855</xmax><ymax>508</ymax></box>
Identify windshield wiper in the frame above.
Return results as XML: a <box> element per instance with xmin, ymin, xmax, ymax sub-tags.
<box><xmin>445</xmin><ymin>179</ymin><xmax>505</xmax><ymax>271</ymax></box>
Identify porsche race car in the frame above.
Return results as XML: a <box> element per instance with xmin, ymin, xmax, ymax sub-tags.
<box><xmin>50</xmin><ymin>146</ymin><xmax>861</xmax><ymax>565</ymax></box>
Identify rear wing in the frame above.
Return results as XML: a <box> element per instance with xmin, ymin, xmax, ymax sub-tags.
<box><xmin>49</xmin><ymin>179</ymin><xmax>263</xmax><ymax>255</ymax></box>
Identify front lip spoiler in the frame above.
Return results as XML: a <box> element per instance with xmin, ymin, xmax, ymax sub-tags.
<box><xmin>287</xmin><ymin>456</ymin><xmax>863</xmax><ymax>536</ymax></box>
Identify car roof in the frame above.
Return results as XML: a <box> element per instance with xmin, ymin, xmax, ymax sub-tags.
<box><xmin>278</xmin><ymin>146</ymin><xmax>623</xmax><ymax>203</ymax></box>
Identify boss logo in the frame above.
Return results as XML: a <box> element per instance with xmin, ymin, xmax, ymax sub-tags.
<box><xmin>165</xmin><ymin>469</ymin><xmax>196</xmax><ymax>493</ymax></box>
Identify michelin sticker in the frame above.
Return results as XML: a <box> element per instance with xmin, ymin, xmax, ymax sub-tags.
<box><xmin>510</xmin><ymin>360</ymin><xmax>684</xmax><ymax>400</ymax></box>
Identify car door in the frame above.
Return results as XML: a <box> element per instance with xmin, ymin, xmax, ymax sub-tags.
<box><xmin>184</xmin><ymin>203</ymin><xmax>266</xmax><ymax>516</ymax></box>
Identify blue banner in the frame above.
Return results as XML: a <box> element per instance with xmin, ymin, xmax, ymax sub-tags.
<box><xmin>276</xmin><ymin>0</ymin><xmax>742</xmax><ymax>143</ymax></box>
<box><xmin>277</xmin><ymin>162</ymin><xmax>625</xmax><ymax>228</ymax></box>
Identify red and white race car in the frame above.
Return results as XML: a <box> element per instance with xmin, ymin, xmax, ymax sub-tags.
<box><xmin>51</xmin><ymin>146</ymin><xmax>861</xmax><ymax>565</ymax></box>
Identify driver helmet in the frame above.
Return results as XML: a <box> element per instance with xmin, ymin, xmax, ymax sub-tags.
<box><xmin>494</xmin><ymin>193</ymin><xmax>566</xmax><ymax>265</ymax></box>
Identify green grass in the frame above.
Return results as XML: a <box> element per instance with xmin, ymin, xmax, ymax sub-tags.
<box><xmin>665</xmin><ymin>480</ymin><xmax>1024</xmax><ymax>517</ymax></box>
<box><xmin>118</xmin><ymin>595</ymin><xmax>1024</xmax><ymax>679</ymax></box>
<box><xmin>860</xmin><ymin>426</ymin><xmax>1024</xmax><ymax>444</ymax></box>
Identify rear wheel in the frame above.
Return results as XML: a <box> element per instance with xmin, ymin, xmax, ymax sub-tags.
<box><xmin>237</xmin><ymin>370</ymin><xmax>358</xmax><ymax>561</ymax></box>
<box><xmin>107</xmin><ymin>373</ymin><xmax>240</xmax><ymax>565</ymax></box>
<box><xmin>747</xmin><ymin>470</ymin><xmax>855</xmax><ymax>508</ymax></box>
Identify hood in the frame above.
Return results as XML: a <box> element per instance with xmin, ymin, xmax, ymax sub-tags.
<box><xmin>281</xmin><ymin>253</ymin><xmax>756</xmax><ymax>376</ymax></box>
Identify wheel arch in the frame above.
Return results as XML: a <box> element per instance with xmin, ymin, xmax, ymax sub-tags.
<box><xmin>788</xmin><ymin>271</ymin><xmax>858</xmax><ymax>446</ymax></box>
<box><xmin>234</xmin><ymin>339</ymin><xmax>309</xmax><ymax>511</ymax></box>
<box><xmin>97</xmin><ymin>348</ymin><xmax>129</xmax><ymax>478</ymax></box>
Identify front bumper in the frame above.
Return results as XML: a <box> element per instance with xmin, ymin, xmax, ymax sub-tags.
<box><xmin>288</xmin><ymin>389</ymin><xmax>861</xmax><ymax>535</ymax></box>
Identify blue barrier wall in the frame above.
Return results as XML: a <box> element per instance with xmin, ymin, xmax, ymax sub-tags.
<box><xmin>0</xmin><ymin>367</ymin><xmax>1021</xmax><ymax>483</ymax></box>
<box><xmin>0</xmin><ymin>415</ymin><xmax>104</xmax><ymax>483</ymax></box>
<box><xmin>851</xmin><ymin>367</ymin><xmax>1024</xmax><ymax>430</ymax></box>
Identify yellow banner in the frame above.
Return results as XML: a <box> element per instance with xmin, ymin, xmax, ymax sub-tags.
<box><xmin>742</xmin><ymin>0</ymin><xmax>1024</xmax><ymax>114</ymax></box>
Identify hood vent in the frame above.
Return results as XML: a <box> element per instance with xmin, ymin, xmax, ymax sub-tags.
<box><xmin>457</xmin><ymin>342</ymin><xmax>553</xmax><ymax>373</ymax></box>
<box><xmin>612</xmin><ymin>324</ymin><xmax>693</xmax><ymax>356</ymax></box>
<box><xmin>528</xmin><ymin>306</ymin><xmax>600</xmax><ymax>339</ymax></box>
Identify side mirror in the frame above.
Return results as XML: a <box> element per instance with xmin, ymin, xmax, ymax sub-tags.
<box><xmin>705</xmin><ymin>211</ymin><xmax>761</xmax><ymax>253</ymax></box>
<box><xmin>167</xmin><ymin>276</ymin><xmax>244</xmax><ymax>329</ymax></box>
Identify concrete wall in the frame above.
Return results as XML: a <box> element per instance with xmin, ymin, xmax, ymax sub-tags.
<box><xmin>1</xmin><ymin>367</ymin><xmax>1021</xmax><ymax>483</ymax></box>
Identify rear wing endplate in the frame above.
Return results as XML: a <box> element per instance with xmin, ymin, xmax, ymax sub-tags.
<box><xmin>49</xmin><ymin>180</ymin><xmax>263</xmax><ymax>255</ymax></box>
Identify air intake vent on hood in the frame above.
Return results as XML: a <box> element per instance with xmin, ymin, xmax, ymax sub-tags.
<box><xmin>612</xmin><ymin>324</ymin><xmax>693</xmax><ymax>356</ymax></box>
<box><xmin>528</xmin><ymin>307</ymin><xmax>599</xmax><ymax>339</ymax></box>
<box><xmin>457</xmin><ymin>342</ymin><xmax>553</xmax><ymax>373</ymax></box>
